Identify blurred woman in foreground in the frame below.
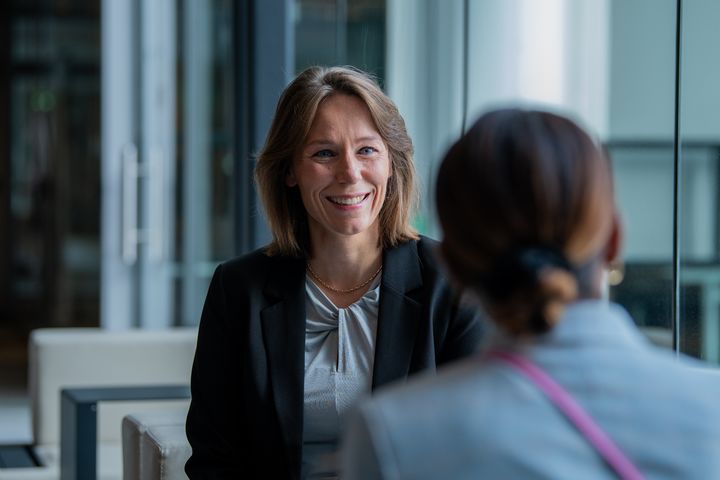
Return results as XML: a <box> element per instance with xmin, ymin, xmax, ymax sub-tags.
<box><xmin>343</xmin><ymin>108</ymin><xmax>720</xmax><ymax>479</ymax></box>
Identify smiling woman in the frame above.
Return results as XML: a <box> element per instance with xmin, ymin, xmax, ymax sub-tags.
<box><xmin>183</xmin><ymin>66</ymin><xmax>485</xmax><ymax>480</ymax></box>
<box><xmin>287</xmin><ymin>93</ymin><xmax>391</xmax><ymax>266</ymax></box>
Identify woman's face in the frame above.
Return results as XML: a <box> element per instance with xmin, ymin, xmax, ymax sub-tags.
<box><xmin>287</xmin><ymin>93</ymin><xmax>391</xmax><ymax>245</ymax></box>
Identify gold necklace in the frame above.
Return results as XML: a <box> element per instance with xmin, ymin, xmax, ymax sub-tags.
<box><xmin>306</xmin><ymin>262</ymin><xmax>383</xmax><ymax>294</ymax></box>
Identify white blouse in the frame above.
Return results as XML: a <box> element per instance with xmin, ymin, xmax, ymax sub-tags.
<box><xmin>301</xmin><ymin>273</ymin><xmax>381</xmax><ymax>479</ymax></box>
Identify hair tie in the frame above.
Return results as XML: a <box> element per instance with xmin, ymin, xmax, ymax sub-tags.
<box><xmin>476</xmin><ymin>245</ymin><xmax>574</xmax><ymax>300</ymax></box>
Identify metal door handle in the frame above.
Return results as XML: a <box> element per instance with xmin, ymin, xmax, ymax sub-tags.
<box><xmin>121</xmin><ymin>143</ymin><xmax>139</xmax><ymax>265</ymax></box>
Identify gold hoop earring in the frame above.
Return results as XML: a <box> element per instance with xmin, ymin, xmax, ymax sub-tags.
<box><xmin>607</xmin><ymin>260</ymin><xmax>625</xmax><ymax>286</ymax></box>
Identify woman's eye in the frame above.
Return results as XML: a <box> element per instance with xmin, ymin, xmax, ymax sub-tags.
<box><xmin>358</xmin><ymin>146</ymin><xmax>377</xmax><ymax>155</ymax></box>
<box><xmin>313</xmin><ymin>149</ymin><xmax>335</xmax><ymax>159</ymax></box>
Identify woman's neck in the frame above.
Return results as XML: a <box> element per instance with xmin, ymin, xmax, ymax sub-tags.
<box><xmin>307</xmin><ymin>227</ymin><xmax>383</xmax><ymax>292</ymax></box>
<box><xmin>575</xmin><ymin>260</ymin><xmax>607</xmax><ymax>301</ymax></box>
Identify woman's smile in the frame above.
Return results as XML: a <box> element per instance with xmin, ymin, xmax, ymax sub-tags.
<box><xmin>326</xmin><ymin>193</ymin><xmax>371</xmax><ymax>208</ymax></box>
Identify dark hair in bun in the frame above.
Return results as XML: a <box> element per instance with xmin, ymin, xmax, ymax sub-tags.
<box><xmin>436</xmin><ymin>108</ymin><xmax>613</xmax><ymax>335</ymax></box>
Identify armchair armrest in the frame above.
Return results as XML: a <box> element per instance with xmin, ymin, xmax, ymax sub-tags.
<box><xmin>60</xmin><ymin>385</ymin><xmax>190</xmax><ymax>480</ymax></box>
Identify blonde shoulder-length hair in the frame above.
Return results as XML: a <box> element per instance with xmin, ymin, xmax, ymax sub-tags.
<box><xmin>255</xmin><ymin>65</ymin><xmax>419</xmax><ymax>257</ymax></box>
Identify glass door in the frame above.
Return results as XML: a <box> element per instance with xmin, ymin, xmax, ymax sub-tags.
<box><xmin>102</xmin><ymin>0</ymin><xmax>173</xmax><ymax>329</ymax></box>
<box><xmin>101</xmin><ymin>0</ymin><xmax>234</xmax><ymax>329</ymax></box>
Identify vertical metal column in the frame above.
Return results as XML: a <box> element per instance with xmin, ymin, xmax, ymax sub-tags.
<box><xmin>100</xmin><ymin>0</ymin><xmax>137</xmax><ymax>329</ymax></box>
<box><xmin>139</xmin><ymin>0</ymin><xmax>177</xmax><ymax>328</ymax></box>
<box><xmin>182</xmin><ymin>0</ymin><xmax>212</xmax><ymax>326</ymax></box>
<box><xmin>233</xmin><ymin>0</ymin><xmax>293</xmax><ymax>255</ymax></box>
<box><xmin>672</xmin><ymin>0</ymin><xmax>683</xmax><ymax>353</ymax></box>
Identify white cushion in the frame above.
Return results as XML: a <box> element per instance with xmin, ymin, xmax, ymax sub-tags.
<box><xmin>29</xmin><ymin>328</ymin><xmax>197</xmax><ymax>446</ymax></box>
<box><xmin>4</xmin><ymin>327</ymin><xmax>197</xmax><ymax>480</ymax></box>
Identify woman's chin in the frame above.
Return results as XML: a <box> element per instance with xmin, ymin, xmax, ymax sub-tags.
<box><xmin>314</xmin><ymin>220</ymin><xmax>380</xmax><ymax>240</ymax></box>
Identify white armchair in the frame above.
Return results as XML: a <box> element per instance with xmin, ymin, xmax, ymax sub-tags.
<box><xmin>0</xmin><ymin>327</ymin><xmax>196</xmax><ymax>480</ymax></box>
<box><xmin>122</xmin><ymin>410</ymin><xmax>190</xmax><ymax>480</ymax></box>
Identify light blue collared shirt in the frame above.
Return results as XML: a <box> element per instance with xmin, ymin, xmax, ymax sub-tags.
<box><xmin>343</xmin><ymin>300</ymin><xmax>720</xmax><ymax>480</ymax></box>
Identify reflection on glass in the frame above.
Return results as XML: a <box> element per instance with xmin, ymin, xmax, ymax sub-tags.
<box><xmin>175</xmin><ymin>0</ymin><xmax>235</xmax><ymax>325</ymax></box>
<box><xmin>385</xmin><ymin>0</ymin><xmax>677</xmax><ymax>346</ymax></box>
<box><xmin>9</xmin><ymin>0</ymin><xmax>101</xmax><ymax>330</ymax></box>
<box><xmin>679</xmin><ymin>0</ymin><xmax>720</xmax><ymax>363</ymax></box>
<box><xmin>290</xmin><ymin>0</ymin><xmax>720</xmax><ymax>357</ymax></box>
<box><xmin>294</xmin><ymin>0</ymin><xmax>386</xmax><ymax>80</ymax></box>
<box><xmin>606</xmin><ymin>144</ymin><xmax>675</xmax><ymax>346</ymax></box>
<box><xmin>605</xmin><ymin>0</ymin><xmax>676</xmax><ymax>349</ymax></box>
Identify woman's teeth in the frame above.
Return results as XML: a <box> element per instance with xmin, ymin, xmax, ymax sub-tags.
<box><xmin>329</xmin><ymin>194</ymin><xmax>367</xmax><ymax>205</ymax></box>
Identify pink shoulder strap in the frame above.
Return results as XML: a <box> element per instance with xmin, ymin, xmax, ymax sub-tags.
<box><xmin>489</xmin><ymin>350</ymin><xmax>645</xmax><ymax>480</ymax></box>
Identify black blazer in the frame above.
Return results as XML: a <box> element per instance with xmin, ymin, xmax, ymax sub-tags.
<box><xmin>185</xmin><ymin>236</ymin><xmax>483</xmax><ymax>479</ymax></box>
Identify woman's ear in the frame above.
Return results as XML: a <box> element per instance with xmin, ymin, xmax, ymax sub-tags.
<box><xmin>604</xmin><ymin>210</ymin><xmax>623</xmax><ymax>264</ymax></box>
<box><xmin>286</xmin><ymin>170</ymin><xmax>297</xmax><ymax>187</ymax></box>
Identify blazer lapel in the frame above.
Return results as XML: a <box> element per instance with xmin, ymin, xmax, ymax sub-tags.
<box><xmin>260</xmin><ymin>255</ymin><xmax>306</xmax><ymax>475</ymax></box>
<box><xmin>372</xmin><ymin>240</ymin><xmax>423</xmax><ymax>389</ymax></box>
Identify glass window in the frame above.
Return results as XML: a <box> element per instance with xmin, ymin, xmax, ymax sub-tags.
<box><xmin>99</xmin><ymin>0</ymin><xmax>237</xmax><ymax>329</ymax></box>
<box><xmin>605</xmin><ymin>0</ymin><xmax>677</xmax><ymax>350</ymax></box>
<box><xmin>8</xmin><ymin>0</ymin><xmax>101</xmax><ymax>330</ymax></box>
<box><xmin>175</xmin><ymin>0</ymin><xmax>235</xmax><ymax>325</ymax></box>
<box><xmin>678</xmin><ymin>0</ymin><xmax>720</xmax><ymax>362</ymax></box>
<box><xmin>294</xmin><ymin>0</ymin><xmax>386</xmax><ymax>80</ymax></box>
<box><xmin>298</xmin><ymin>0</ymin><xmax>682</xmax><ymax>352</ymax></box>
<box><xmin>385</xmin><ymin>0</ymin><xmax>678</xmax><ymax>350</ymax></box>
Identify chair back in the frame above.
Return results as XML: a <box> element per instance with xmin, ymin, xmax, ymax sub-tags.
<box><xmin>28</xmin><ymin>328</ymin><xmax>197</xmax><ymax>446</ymax></box>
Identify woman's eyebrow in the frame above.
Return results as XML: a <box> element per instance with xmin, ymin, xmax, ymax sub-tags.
<box><xmin>303</xmin><ymin>135</ymin><xmax>382</xmax><ymax>148</ymax></box>
<box><xmin>303</xmin><ymin>139</ymin><xmax>336</xmax><ymax>148</ymax></box>
<box><xmin>355</xmin><ymin>135</ymin><xmax>382</xmax><ymax>143</ymax></box>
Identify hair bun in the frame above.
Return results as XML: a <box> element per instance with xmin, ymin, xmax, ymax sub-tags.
<box><xmin>537</xmin><ymin>267</ymin><xmax>578</xmax><ymax>328</ymax></box>
<box><xmin>478</xmin><ymin>246</ymin><xmax>572</xmax><ymax>300</ymax></box>
<box><xmin>477</xmin><ymin>246</ymin><xmax>579</xmax><ymax>335</ymax></box>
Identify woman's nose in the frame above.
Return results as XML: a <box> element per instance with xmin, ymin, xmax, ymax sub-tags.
<box><xmin>335</xmin><ymin>152</ymin><xmax>361</xmax><ymax>183</ymax></box>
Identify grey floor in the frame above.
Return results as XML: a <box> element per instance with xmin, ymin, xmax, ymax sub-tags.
<box><xmin>0</xmin><ymin>327</ymin><xmax>32</xmax><ymax>445</ymax></box>
<box><xmin>0</xmin><ymin>388</ymin><xmax>31</xmax><ymax>444</ymax></box>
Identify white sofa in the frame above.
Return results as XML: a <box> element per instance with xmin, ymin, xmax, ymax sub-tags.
<box><xmin>0</xmin><ymin>328</ymin><xmax>196</xmax><ymax>480</ymax></box>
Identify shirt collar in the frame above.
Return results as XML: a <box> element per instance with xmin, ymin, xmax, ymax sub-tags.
<box><xmin>483</xmin><ymin>300</ymin><xmax>650</xmax><ymax>352</ymax></box>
